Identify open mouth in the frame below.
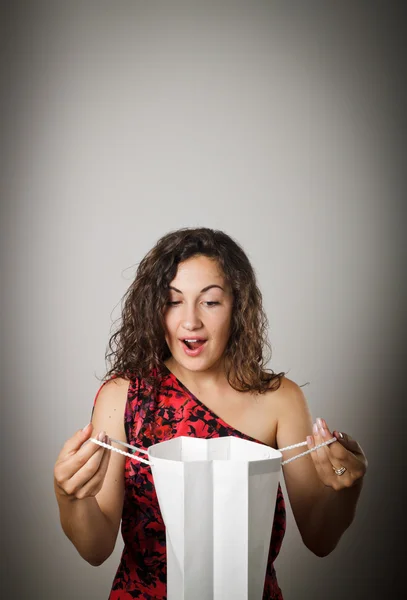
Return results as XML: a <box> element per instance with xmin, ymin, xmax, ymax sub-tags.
<box><xmin>182</xmin><ymin>339</ymin><xmax>207</xmax><ymax>350</ymax></box>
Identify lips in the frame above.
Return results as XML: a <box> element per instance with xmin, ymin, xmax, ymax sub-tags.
<box><xmin>178</xmin><ymin>338</ymin><xmax>207</xmax><ymax>356</ymax></box>
<box><xmin>180</xmin><ymin>337</ymin><xmax>207</xmax><ymax>349</ymax></box>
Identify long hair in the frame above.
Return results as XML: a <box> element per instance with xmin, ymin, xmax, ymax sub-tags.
<box><xmin>103</xmin><ymin>227</ymin><xmax>284</xmax><ymax>393</ymax></box>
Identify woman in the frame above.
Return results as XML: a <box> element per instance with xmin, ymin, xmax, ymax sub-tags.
<box><xmin>54</xmin><ymin>227</ymin><xmax>367</xmax><ymax>599</ymax></box>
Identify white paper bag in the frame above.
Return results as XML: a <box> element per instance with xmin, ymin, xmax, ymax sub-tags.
<box><xmin>147</xmin><ymin>436</ymin><xmax>282</xmax><ymax>600</ymax></box>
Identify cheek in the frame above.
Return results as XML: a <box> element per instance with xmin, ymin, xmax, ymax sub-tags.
<box><xmin>213</xmin><ymin>314</ymin><xmax>232</xmax><ymax>342</ymax></box>
<box><xmin>222</xmin><ymin>323</ymin><xmax>232</xmax><ymax>342</ymax></box>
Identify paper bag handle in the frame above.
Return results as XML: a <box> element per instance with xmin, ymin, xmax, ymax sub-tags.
<box><xmin>89</xmin><ymin>438</ymin><xmax>151</xmax><ymax>465</ymax></box>
<box><xmin>90</xmin><ymin>436</ymin><xmax>337</xmax><ymax>467</ymax></box>
<box><xmin>279</xmin><ymin>437</ymin><xmax>336</xmax><ymax>465</ymax></box>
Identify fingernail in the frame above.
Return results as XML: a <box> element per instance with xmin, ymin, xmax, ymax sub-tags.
<box><xmin>82</xmin><ymin>423</ymin><xmax>91</xmax><ymax>431</ymax></box>
<box><xmin>312</xmin><ymin>422</ymin><xmax>318</xmax><ymax>435</ymax></box>
<box><xmin>98</xmin><ymin>431</ymin><xmax>106</xmax><ymax>442</ymax></box>
<box><xmin>306</xmin><ymin>435</ymin><xmax>313</xmax><ymax>445</ymax></box>
<box><xmin>317</xmin><ymin>417</ymin><xmax>326</xmax><ymax>437</ymax></box>
<box><xmin>337</xmin><ymin>431</ymin><xmax>344</xmax><ymax>439</ymax></box>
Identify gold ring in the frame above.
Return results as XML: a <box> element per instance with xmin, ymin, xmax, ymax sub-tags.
<box><xmin>332</xmin><ymin>465</ymin><xmax>347</xmax><ymax>476</ymax></box>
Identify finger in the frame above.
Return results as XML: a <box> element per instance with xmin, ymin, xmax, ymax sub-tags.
<box><xmin>314</xmin><ymin>418</ymin><xmax>350</xmax><ymax>480</ymax></box>
<box><xmin>313</xmin><ymin>420</ymin><xmax>335</xmax><ymax>480</ymax></box>
<box><xmin>306</xmin><ymin>434</ymin><xmax>328</xmax><ymax>482</ymax></box>
<box><xmin>74</xmin><ymin>436</ymin><xmax>112</xmax><ymax>499</ymax></box>
<box><xmin>61</xmin><ymin>435</ymin><xmax>109</xmax><ymax>496</ymax></box>
<box><xmin>317</xmin><ymin>418</ymin><xmax>340</xmax><ymax>446</ymax></box>
<box><xmin>318</xmin><ymin>419</ymin><xmax>349</xmax><ymax>459</ymax></box>
<box><xmin>59</xmin><ymin>423</ymin><xmax>94</xmax><ymax>458</ymax></box>
<box><xmin>320</xmin><ymin>421</ymin><xmax>367</xmax><ymax>483</ymax></box>
<box><xmin>56</xmin><ymin>430</ymin><xmax>107</xmax><ymax>482</ymax></box>
<box><xmin>314</xmin><ymin>419</ymin><xmax>364</xmax><ymax>489</ymax></box>
<box><xmin>333</xmin><ymin>430</ymin><xmax>361</xmax><ymax>454</ymax></box>
<box><xmin>329</xmin><ymin>430</ymin><xmax>367</xmax><ymax>478</ymax></box>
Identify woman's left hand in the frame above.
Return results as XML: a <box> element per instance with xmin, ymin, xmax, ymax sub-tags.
<box><xmin>307</xmin><ymin>418</ymin><xmax>368</xmax><ymax>491</ymax></box>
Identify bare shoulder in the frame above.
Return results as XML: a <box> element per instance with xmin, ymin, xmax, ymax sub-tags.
<box><xmin>92</xmin><ymin>377</ymin><xmax>131</xmax><ymax>434</ymax></box>
<box><xmin>268</xmin><ymin>375</ymin><xmax>306</xmax><ymax>401</ymax></box>
<box><xmin>95</xmin><ymin>377</ymin><xmax>131</xmax><ymax>406</ymax></box>
<box><xmin>268</xmin><ymin>375</ymin><xmax>313</xmax><ymax>449</ymax></box>
<box><xmin>266</xmin><ymin>375</ymin><xmax>310</xmax><ymax>418</ymax></box>
<box><xmin>102</xmin><ymin>376</ymin><xmax>131</xmax><ymax>390</ymax></box>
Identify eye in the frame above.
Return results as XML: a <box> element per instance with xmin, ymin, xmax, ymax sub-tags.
<box><xmin>166</xmin><ymin>301</ymin><xmax>181</xmax><ymax>306</ymax></box>
<box><xmin>204</xmin><ymin>301</ymin><xmax>220</xmax><ymax>307</ymax></box>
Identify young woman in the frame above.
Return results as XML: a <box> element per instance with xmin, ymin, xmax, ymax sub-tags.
<box><xmin>54</xmin><ymin>227</ymin><xmax>367</xmax><ymax>599</ymax></box>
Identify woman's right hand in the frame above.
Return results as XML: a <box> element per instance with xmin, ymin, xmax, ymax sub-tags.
<box><xmin>54</xmin><ymin>423</ymin><xmax>112</xmax><ymax>502</ymax></box>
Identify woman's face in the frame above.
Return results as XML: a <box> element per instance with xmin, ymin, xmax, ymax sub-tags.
<box><xmin>163</xmin><ymin>255</ymin><xmax>234</xmax><ymax>373</ymax></box>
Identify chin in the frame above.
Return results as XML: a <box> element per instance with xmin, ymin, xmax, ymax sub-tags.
<box><xmin>175</xmin><ymin>358</ymin><xmax>208</xmax><ymax>371</ymax></box>
<box><xmin>174</xmin><ymin>354</ymin><xmax>224</xmax><ymax>373</ymax></box>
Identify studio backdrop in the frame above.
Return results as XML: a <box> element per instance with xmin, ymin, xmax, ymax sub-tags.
<box><xmin>1</xmin><ymin>1</ymin><xmax>405</xmax><ymax>599</ymax></box>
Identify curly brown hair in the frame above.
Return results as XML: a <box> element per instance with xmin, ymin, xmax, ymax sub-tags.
<box><xmin>102</xmin><ymin>227</ymin><xmax>284</xmax><ymax>394</ymax></box>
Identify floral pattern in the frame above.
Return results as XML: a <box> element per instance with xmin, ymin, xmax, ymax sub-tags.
<box><xmin>100</xmin><ymin>366</ymin><xmax>286</xmax><ymax>599</ymax></box>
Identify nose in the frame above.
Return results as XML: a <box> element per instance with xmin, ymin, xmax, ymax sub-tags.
<box><xmin>181</xmin><ymin>303</ymin><xmax>203</xmax><ymax>330</ymax></box>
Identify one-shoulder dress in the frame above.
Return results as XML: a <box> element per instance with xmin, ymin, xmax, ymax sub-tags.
<box><xmin>93</xmin><ymin>365</ymin><xmax>286</xmax><ymax>600</ymax></box>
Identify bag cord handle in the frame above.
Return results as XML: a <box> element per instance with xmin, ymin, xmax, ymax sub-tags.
<box><xmin>89</xmin><ymin>436</ymin><xmax>337</xmax><ymax>467</ymax></box>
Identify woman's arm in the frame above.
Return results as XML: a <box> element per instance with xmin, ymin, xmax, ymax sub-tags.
<box><xmin>275</xmin><ymin>378</ymin><xmax>367</xmax><ymax>557</ymax></box>
<box><xmin>54</xmin><ymin>378</ymin><xmax>130</xmax><ymax>566</ymax></box>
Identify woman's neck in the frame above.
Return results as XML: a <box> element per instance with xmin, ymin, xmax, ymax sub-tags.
<box><xmin>164</xmin><ymin>358</ymin><xmax>230</xmax><ymax>395</ymax></box>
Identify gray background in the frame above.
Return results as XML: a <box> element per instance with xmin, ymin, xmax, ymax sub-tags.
<box><xmin>1</xmin><ymin>1</ymin><xmax>405</xmax><ymax>598</ymax></box>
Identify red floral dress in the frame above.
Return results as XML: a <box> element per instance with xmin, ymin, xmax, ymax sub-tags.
<box><xmin>93</xmin><ymin>365</ymin><xmax>286</xmax><ymax>599</ymax></box>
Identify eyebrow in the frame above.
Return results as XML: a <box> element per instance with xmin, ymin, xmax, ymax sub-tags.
<box><xmin>169</xmin><ymin>285</ymin><xmax>225</xmax><ymax>294</ymax></box>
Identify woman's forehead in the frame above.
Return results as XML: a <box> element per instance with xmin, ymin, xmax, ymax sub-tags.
<box><xmin>170</xmin><ymin>256</ymin><xmax>227</xmax><ymax>288</ymax></box>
